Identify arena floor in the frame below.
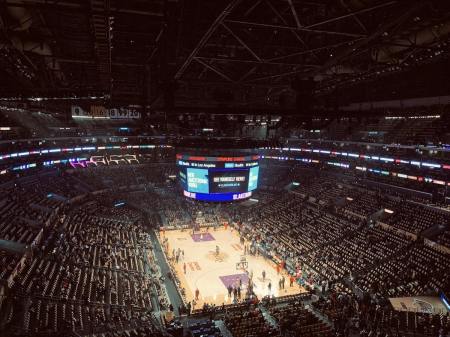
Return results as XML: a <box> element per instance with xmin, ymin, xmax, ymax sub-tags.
<box><xmin>160</xmin><ymin>227</ymin><xmax>306</xmax><ymax>309</ymax></box>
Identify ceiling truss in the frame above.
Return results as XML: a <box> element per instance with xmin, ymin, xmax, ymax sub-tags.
<box><xmin>0</xmin><ymin>0</ymin><xmax>449</xmax><ymax>110</ymax></box>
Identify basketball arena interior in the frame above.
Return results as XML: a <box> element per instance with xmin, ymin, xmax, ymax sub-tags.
<box><xmin>0</xmin><ymin>1</ymin><xmax>450</xmax><ymax>336</ymax></box>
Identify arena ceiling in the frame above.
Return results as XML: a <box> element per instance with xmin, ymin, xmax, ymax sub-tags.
<box><xmin>0</xmin><ymin>0</ymin><xmax>450</xmax><ymax>113</ymax></box>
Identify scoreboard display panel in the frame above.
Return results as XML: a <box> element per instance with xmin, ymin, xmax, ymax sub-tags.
<box><xmin>209</xmin><ymin>169</ymin><xmax>248</xmax><ymax>194</ymax></box>
<box><xmin>176</xmin><ymin>153</ymin><xmax>260</xmax><ymax>201</ymax></box>
<box><xmin>187</xmin><ymin>168</ymin><xmax>209</xmax><ymax>193</ymax></box>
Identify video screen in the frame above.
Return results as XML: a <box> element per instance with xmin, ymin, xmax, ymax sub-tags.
<box><xmin>209</xmin><ymin>169</ymin><xmax>248</xmax><ymax>193</ymax></box>
<box><xmin>176</xmin><ymin>154</ymin><xmax>260</xmax><ymax>201</ymax></box>
<box><xmin>248</xmin><ymin>166</ymin><xmax>259</xmax><ymax>191</ymax></box>
<box><xmin>187</xmin><ymin>168</ymin><xmax>209</xmax><ymax>193</ymax></box>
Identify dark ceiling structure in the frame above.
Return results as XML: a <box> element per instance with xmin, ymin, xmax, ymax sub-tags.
<box><xmin>0</xmin><ymin>0</ymin><xmax>450</xmax><ymax>113</ymax></box>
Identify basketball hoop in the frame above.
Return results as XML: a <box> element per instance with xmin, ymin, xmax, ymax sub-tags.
<box><xmin>236</xmin><ymin>255</ymin><xmax>248</xmax><ymax>271</ymax></box>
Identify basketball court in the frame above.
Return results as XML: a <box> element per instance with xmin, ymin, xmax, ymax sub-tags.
<box><xmin>159</xmin><ymin>227</ymin><xmax>306</xmax><ymax>309</ymax></box>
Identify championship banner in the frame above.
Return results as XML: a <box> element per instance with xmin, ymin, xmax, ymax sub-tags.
<box><xmin>71</xmin><ymin>105</ymin><xmax>141</xmax><ymax>120</ymax></box>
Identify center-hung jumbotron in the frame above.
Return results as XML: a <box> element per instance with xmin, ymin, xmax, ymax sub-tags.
<box><xmin>176</xmin><ymin>152</ymin><xmax>260</xmax><ymax>202</ymax></box>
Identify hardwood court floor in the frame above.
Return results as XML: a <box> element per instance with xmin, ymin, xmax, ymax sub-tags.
<box><xmin>161</xmin><ymin>227</ymin><xmax>306</xmax><ymax>309</ymax></box>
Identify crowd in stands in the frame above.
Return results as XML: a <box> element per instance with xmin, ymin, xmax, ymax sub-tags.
<box><xmin>222</xmin><ymin>165</ymin><xmax>448</xmax><ymax>336</ymax></box>
<box><xmin>0</xmin><ymin>108</ymin><xmax>160</xmax><ymax>141</ymax></box>
<box><xmin>0</xmin><ymin>169</ymin><xmax>171</xmax><ymax>336</ymax></box>
<box><xmin>224</xmin><ymin>307</ymin><xmax>280</xmax><ymax>337</ymax></box>
<box><xmin>337</xmin><ymin>191</ymin><xmax>388</xmax><ymax>218</ymax></box>
<box><xmin>270</xmin><ymin>301</ymin><xmax>333</xmax><ymax>337</ymax></box>
<box><xmin>313</xmin><ymin>286</ymin><xmax>450</xmax><ymax>336</ymax></box>
<box><xmin>1</xmin><ymin>199</ymin><xmax>169</xmax><ymax>335</ymax></box>
<box><xmin>71</xmin><ymin>163</ymin><xmax>175</xmax><ymax>191</ymax></box>
<box><xmin>355</xmin><ymin>244</ymin><xmax>450</xmax><ymax>297</ymax></box>
<box><xmin>286</xmin><ymin>112</ymin><xmax>449</xmax><ymax>146</ymax></box>
<box><xmin>303</xmin><ymin>225</ymin><xmax>412</xmax><ymax>281</ymax></box>
<box><xmin>0</xmin><ymin>159</ymin><xmax>449</xmax><ymax>337</ymax></box>
<box><xmin>382</xmin><ymin>201</ymin><xmax>448</xmax><ymax>235</ymax></box>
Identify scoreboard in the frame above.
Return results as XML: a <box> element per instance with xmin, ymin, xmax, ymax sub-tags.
<box><xmin>176</xmin><ymin>154</ymin><xmax>259</xmax><ymax>201</ymax></box>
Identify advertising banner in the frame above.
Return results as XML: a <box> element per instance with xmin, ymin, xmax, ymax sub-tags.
<box><xmin>71</xmin><ymin>105</ymin><xmax>141</xmax><ymax>119</ymax></box>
